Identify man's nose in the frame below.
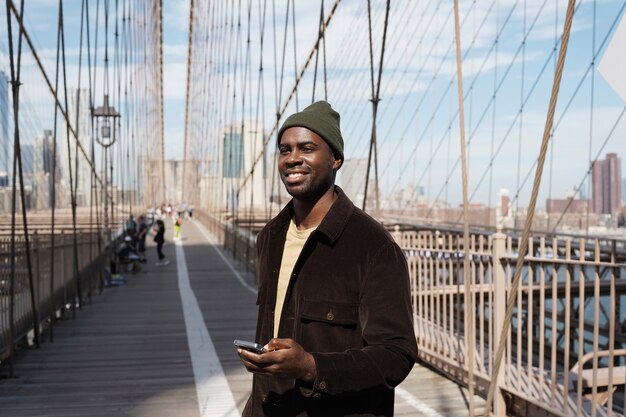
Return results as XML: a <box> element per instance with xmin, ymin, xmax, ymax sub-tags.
<box><xmin>285</xmin><ymin>150</ymin><xmax>302</xmax><ymax>164</ymax></box>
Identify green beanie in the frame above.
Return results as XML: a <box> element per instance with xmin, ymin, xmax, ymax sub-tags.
<box><xmin>277</xmin><ymin>101</ymin><xmax>344</xmax><ymax>160</ymax></box>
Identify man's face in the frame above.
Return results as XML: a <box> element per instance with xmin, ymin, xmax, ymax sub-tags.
<box><xmin>278</xmin><ymin>127</ymin><xmax>342</xmax><ymax>201</ymax></box>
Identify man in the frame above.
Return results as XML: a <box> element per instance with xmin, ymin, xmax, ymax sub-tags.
<box><xmin>153</xmin><ymin>219</ymin><xmax>169</xmax><ymax>266</ymax></box>
<box><xmin>117</xmin><ymin>235</ymin><xmax>140</xmax><ymax>273</ymax></box>
<box><xmin>136</xmin><ymin>215</ymin><xmax>148</xmax><ymax>263</ymax></box>
<box><xmin>237</xmin><ymin>101</ymin><xmax>417</xmax><ymax>416</ymax></box>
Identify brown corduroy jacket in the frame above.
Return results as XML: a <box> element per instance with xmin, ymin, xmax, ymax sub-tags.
<box><xmin>243</xmin><ymin>187</ymin><xmax>417</xmax><ymax>417</ymax></box>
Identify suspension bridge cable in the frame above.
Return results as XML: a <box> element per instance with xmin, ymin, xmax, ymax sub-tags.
<box><xmin>47</xmin><ymin>0</ymin><xmax>64</xmax><ymax>344</ymax></box>
<box><xmin>6</xmin><ymin>0</ymin><xmax>40</xmax><ymax>371</ymax></box>
<box><xmin>290</xmin><ymin>0</ymin><xmax>298</xmax><ymax>111</ymax></box>
<box><xmin>182</xmin><ymin>0</ymin><xmax>195</xmax><ymax>204</ymax></box>
<box><xmin>60</xmin><ymin>0</ymin><xmax>84</xmax><ymax>314</ymax></box>
<box><xmin>503</xmin><ymin>0</ymin><xmax>625</xmax><ymax>224</ymax></box>
<box><xmin>235</xmin><ymin>0</ymin><xmax>341</xmax><ymax>198</ymax></box>
<box><xmin>6</xmin><ymin>1</ymin><xmax>105</xmax><ymax>191</ymax></box>
<box><xmin>362</xmin><ymin>0</ymin><xmax>391</xmax><ymax>215</ymax></box>
<box><xmin>311</xmin><ymin>0</ymin><xmax>324</xmax><ymax>103</ymax></box>
<box><xmin>452</xmin><ymin>0</ymin><xmax>475</xmax><ymax>412</ymax></box>
<box><xmin>514</xmin><ymin>0</ymin><xmax>528</xmax><ymax>230</ymax></box>
<box><xmin>484</xmin><ymin>1</ymin><xmax>577</xmax><ymax>414</ymax></box>
<box><xmin>585</xmin><ymin>0</ymin><xmax>597</xmax><ymax>235</ymax></box>
<box><xmin>420</xmin><ymin>0</ymin><xmax>570</xmax><ymax>222</ymax></box>
<box><xmin>550</xmin><ymin>104</ymin><xmax>626</xmax><ymax>234</ymax></box>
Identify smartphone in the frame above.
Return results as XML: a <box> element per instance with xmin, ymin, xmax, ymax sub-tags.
<box><xmin>233</xmin><ymin>339</ymin><xmax>267</xmax><ymax>354</ymax></box>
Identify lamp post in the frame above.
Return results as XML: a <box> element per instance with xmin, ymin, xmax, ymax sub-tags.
<box><xmin>92</xmin><ymin>94</ymin><xmax>120</xmax><ymax>243</ymax></box>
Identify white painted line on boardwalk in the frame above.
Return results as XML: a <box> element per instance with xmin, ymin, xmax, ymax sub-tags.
<box><xmin>175</xmin><ymin>238</ymin><xmax>240</xmax><ymax>417</ymax></box>
<box><xmin>193</xmin><ymin>220</ymin><xmax>258</xmax><ymax>295</ymax></box>
<box><xmin>396</xmin><ymin>387</ymin><xmax>445</xmax><ymax>417</ymax></box>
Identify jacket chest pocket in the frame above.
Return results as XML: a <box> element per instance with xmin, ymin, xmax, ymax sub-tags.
<box><xmin>298</xmin><ymin>298</ymin><xmax>359</xmax><ymax>352</ymax></box>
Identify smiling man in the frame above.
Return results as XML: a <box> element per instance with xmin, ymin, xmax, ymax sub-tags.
<box><xmin>237</xmin><ymin>101</ymin><xmax>417</xmax><ymax>417</ymax></box>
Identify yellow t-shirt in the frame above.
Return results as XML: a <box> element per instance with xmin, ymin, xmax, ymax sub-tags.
<box><xmin>274</xmin><ymin>219</ymin><xmax>315</xmax><ymax>338</ymax></box>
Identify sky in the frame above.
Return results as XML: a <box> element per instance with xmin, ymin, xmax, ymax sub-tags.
<box><xmin>1</xmin><ymin>0</ymin><xmax>625</xmax><ymax>208</ymax></box>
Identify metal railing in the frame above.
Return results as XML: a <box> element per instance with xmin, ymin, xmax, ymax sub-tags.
<box><xmin>197</xmin><ymin>211</ymin><xmax>626</xmax><ymax>416</ymax></box>
<box><xmin>0</xmin><ymin>230</ymin><xmax>107</xmax><ymax>361</ymax></box>
<box><xmin>396</xmin><ymin>227</ymin><xmax>626</xmax><ymax>417</ymax></box>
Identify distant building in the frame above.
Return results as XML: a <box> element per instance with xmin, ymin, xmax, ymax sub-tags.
<box><xmin>164</xmin><ymin>160</ymin><xmax>184</xmax><ymax>204</ymax></box>
<box><xmin>33</xmin><ymin>130</ymin><xmax>56</xmax><ymax>209</ymax></box>
<box><xmin>62</xmin><ymin>88</ymin><xmax>92</xmax><ymax>207</ymax></box>
<box><xmin>209</xmin><ymin>121</ymin><xmax>267</xmax><ymax>213</ymax></box>
<box><xmin>546</xmin><ymin>198</ymin><xmax>589</xmax><ymax>214</ymax></box>
<box><xmin>387</xmin><ymin>184</ymin><xmax>425</xmax><ymax>210</ymax></box>
<box><xmin>338</xmin><ymin>158</ymin><xmax>367</xmax><ymax>208</ymax></box>
<box><xmin>496</xmin><ymin>188</ymin><xmax>514</xmax><ymax>228</ymax></box>
<box><xmin>546</xmin><ymin>186</ymin><xmax>589</xmax><ymax>214</ymax></box>
<box><xmin>591</xmin><ymin>153</ymin><xmax>622</xmax><ymax>214</ymax></box>
<box><xmin>20</xmin><ymin>143</ymin><xmax>34</xmax><ymax>174</ymax></box>
<box><xmin>0</xmin><ymin>71</ymin><xmax>9</xmax><ymax>178</ymax></box>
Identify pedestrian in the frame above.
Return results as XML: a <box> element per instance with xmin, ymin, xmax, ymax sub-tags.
<box><xmin>136</xmin><ymin>215</ymin><xmax>148</xmax><ymax>263</ymax></box>
<box><xmin>236</xmin><ymin>101</ymin><xmax>417</xmax><ymax>416</ymax></box>
<box><xmin>126</xmin><ymin>214</ymin><xmax>137</xmax><ymax>236</ymax></box>
<box><xmin>153</xmin><ymin>219</ymin><xmax>169</xmax><ymax>266</ymax></box>
<box><xmin>173</xmin><ymin>214</ymin><xmax>182</xmax><ymax>240</ymax></box>
<box><xmin>117</xmin><ymin>235</ymin><xmax>141</xmax><ymax>273</ymax></box>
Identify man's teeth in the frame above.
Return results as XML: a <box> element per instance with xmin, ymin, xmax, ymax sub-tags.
<box><xmin>288</xmin><ymin>173</ymin><xmax>304</xmax><ymax>177</ymax></box>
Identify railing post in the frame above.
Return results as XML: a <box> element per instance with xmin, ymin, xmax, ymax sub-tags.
<box><xmin>392</xmin><ymin>225</ymin><xmax>402</xmax><ymax>246</ymax></box>
<box><xmin>492</xmin><ymin>228</ymin><xmax>507</xmax><ymax>417</ymax></box>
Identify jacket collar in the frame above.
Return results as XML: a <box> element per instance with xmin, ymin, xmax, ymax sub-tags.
<box><xmin>269</xmin><ymin>186</ymin><xmax>354</xmax><ymax>245</ymax></box>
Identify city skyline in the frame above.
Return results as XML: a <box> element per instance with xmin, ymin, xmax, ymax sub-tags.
<box><xmin>0</xmin><ymin>1</ymin><xmax>625</xmax><ymax>213</ymax></box>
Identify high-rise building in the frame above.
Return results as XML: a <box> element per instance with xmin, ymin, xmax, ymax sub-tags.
<box><xmin>338</xmin><ymin>158</ymin><xmax>368</xmax><ymax>208</ymax></box>
<box><xmin>62</xmin><ymin>88</ymin><xmax>92</xmax><ymax>207</ymax></box>
<box><xmin>0</xmin><ymin>71</ymin><xmax>9</xmax><ymax>178</ymax></box>
<box><xmin>591</xmin><ymin>153</ymin><xmax>622</xmax><ymax>215</ymax></box>
<box><xmin>20</xmin><ymin>143</ymin><xmax>34</xmax><ymax>174</ymax></box>
<box><xmin>213</xmin><ymin>121</ymin><xmax>267</xmax><ymax>213</ymax></box>
<box><xmin>33</xmin><ymin>130</ymin><xmax>57</xmax><ymax>209</ymax></box>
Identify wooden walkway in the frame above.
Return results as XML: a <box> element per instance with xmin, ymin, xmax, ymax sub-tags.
<box><xmin>0</xmin><ymin>219</ymin><xmax>483</xmax><ymax>417</ymax></box>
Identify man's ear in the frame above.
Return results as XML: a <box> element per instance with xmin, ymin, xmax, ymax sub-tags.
<box><xmin>333</xmin><ymin>158</ymin><xmax>343</xmax><ymax>170</ymax></box>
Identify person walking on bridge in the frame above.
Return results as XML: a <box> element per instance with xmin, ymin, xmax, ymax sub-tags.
<box><xmin>236</xmin><ymin>101</ymin><xmax>417</xmax><ymax>416</ymax></box>
<box><xmin>153</xmin><ymin>219</ymin><xmax>169</xmax><ymax>266</ymax></box>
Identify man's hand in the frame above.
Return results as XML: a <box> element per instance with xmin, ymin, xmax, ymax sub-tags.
<box><xmin>237</xmin><ymin>338</ymin><xmax>317</xmax><ymax>382</ymax></box>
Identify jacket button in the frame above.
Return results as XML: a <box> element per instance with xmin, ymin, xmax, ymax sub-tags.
<box><xmin>326</xmin><ymin>312</ymin><xmax>334</xmax><ymax>321</ymax></box>
<box><xmin>319</xmin><ymin>381</ymin><xmax>327</xmax><ymax>390</ymax></box>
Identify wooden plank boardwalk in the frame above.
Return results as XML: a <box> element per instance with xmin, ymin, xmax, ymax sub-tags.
<box><xmin>0</xmin><ymin>219</ymin><xmax>483</xmax><ymax>417</ymax></box>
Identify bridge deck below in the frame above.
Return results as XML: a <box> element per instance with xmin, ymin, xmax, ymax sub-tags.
<box><xmin>0</xmin><ymin>220</ymin><xmax>483</xmax><ymax>417</ymax></box>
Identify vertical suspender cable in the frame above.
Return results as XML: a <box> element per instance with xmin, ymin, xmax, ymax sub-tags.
<box><xmin>158</xmin><ymin>0</ymin><xmax>165</xmax><ymax>206</ymax></box>
<box><xmin>311</xmin><ymin>1</ymin><xmax>323</xmax><ymax>103</ymax></box>
<box><xmin>363</xmin><ymin>0</ymin><xmax>391</xmax><ymax>217</ymax></box>
<box><xmin>182</xmin><ymin>0</ymin><xmax>195</xmax><ymax>205</ymax></box>
<box><xmin>321</xmin><ymin>0</ymin><xmax>328</xmax><ymax>101</ymax></box>
<box><xmin>48</xmin><ymin>0</ymin><xmax>65</xmax><ymax>344</ymax></box>
<box><xmin>88</xmin><ymin>0</ymin><xmax>104</xmax><ymax>292</ymax></box>
<box><xmin>290</xmin><ymin>0</ymin><xmax>298</xmax><ymax>111</ymax></box>
<box><xmin>236</xmin><ymin>0</ymin><xmax>341</xmax><ymax>199</ymax></box>
<box><xmin>484</xmin><ymin>1</ymin><xmax>577</xmax><ymax>415</ymax></box>
<box><xmin>5</xmin><ymin>0</ymin><xmax>38</xmax><ymax>378</ymax></box>
<box><xmin>585</xmin><ymin>0</ymin><xmax>597</xmax><ymax>235</ymax></box>
<box><xmin>60</xmin><ymin>0</ymin><xmax>83</xmax><ymax>314</ymax></box>
<box><xmin>452</xmin><ymin>0</ymin><xmax>475</xmax><ymax>414</ymax></box>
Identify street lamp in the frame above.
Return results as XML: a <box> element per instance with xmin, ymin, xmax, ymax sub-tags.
<box><xmin>92</xmin><ymin>94</ymin><xmax>120</xmax><ymax>243</ymax></box>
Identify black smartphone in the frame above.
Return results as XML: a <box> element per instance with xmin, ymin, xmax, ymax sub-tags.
<box><xmin>233</xmin><ymin>339</ymin><xmax>267</xmax><ymax>354</ymax></box>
